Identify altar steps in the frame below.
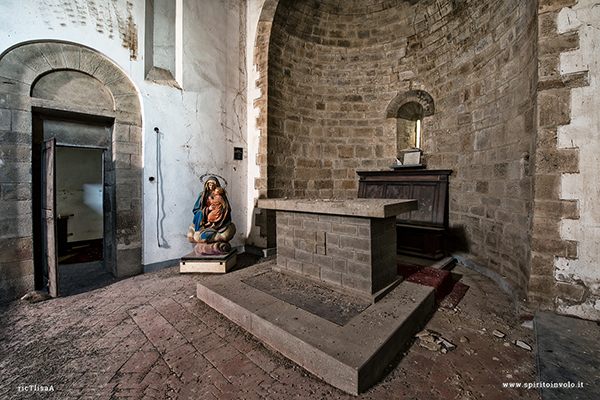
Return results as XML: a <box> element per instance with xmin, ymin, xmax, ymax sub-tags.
<box><xmin>196</xmin><ymin>259</ymin><xmax>435</xmax><ymax>395</ymax></box>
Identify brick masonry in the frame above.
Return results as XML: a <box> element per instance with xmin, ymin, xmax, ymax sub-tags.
<box><xmin>254</xmin><ymin>0</ymin><xmax>540</xmax><ymax>301</ymax></box>
<box><xmin>275</xmin><ymin>211</ymin><xmax>397</xmax><ymax>295</ymax></box>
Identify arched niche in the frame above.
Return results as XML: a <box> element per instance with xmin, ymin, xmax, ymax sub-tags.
<box><xmin>386</xmin><ymin>90</ymin><xmax>435</xmax><ymax>156</ymax></box>
<box><xmin>386</xmin><ymin>90</ymin><xmax>435</xmax><ymax>119</ymax></box>
<box><xmin>0</xmin><ymin>40</ymin><xmax>143</xmax><ymax>297</ymax></box>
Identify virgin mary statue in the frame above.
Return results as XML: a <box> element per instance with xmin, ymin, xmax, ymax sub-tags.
<box><xmin>187</xmin><ymin>177</ymin><xmax>236</xmax><ymax>255</ymax></box>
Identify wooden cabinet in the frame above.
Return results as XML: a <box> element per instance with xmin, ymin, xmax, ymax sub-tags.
<box><xmin>357</xmin><ymin>169</ymin><xmax>452</xmax><ymax>259</ymax></box>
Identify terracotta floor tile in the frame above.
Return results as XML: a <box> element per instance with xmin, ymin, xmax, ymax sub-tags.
<box><xmin>164</xmin><ymin>343</ymin><xmax>211</xmax><ymax>383</ymax></box>
<box><xmin>204</xmin><ymin>342</ymin><xmax>241</xmax><ymax>369</ymax></box>
<box><xmin>119</xmin><ymin>350</ymin><xmax>160</xmax><ymax>374</ymax></box>
<box><xmin>0</xmin><ymin>258</ymin><xmax>539</xmax><ymax>400</ymax></box>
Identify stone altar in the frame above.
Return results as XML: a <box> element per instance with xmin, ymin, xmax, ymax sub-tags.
<box><xmin>257</xmin><ymin>198</ymin><xmax>417</xmax><ymax>299</ymax></box>
<box><xmin>196</xmin><ymin>197</ymin><xmax>435</xmax><ymax>395</ymax></box>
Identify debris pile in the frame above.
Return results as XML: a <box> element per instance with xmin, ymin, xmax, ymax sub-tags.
<box><xmin>416</xmin><ymin>327</ymin><xmax>533</xmax><ymax>354</ymax></box>
<box><xmin>416</xmin><ymin>329</ymin><xmax>456</xmax><ymax>353</ymax></box>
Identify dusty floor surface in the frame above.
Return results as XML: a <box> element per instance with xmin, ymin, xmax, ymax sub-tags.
<box><xmin>0</xmin><ymin>254</ymin><xmax>539</xmax><ymax>399</ymax></box>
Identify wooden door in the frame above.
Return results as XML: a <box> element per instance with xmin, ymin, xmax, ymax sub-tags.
<box><xmin>42</xmin><ymin>138</ymin><xmax>59</xmax><ymax>297</ymax></box>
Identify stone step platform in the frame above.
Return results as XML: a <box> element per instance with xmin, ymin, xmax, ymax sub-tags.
<box><xmin>196</xmin><ymin>260</ymin><xmax>435</xmax><ymax>395</ymax></box>
<box><xmin>397</xmin><ymin>254</ymin><xmax>457</xmax><ymax>270</ymax></box>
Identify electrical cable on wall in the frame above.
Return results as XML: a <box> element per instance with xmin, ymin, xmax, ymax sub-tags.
<box><xmin>154</xmin><ymin>127</ymin><xmax>169</xmax><ymax>249</ymax></box>
<box><xmin>155</xmin><ymin>127</ymin><xmax>161</xmax><ymax>247</ymax></box>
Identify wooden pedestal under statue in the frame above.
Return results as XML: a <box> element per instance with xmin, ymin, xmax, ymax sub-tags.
<box><xmin>179</xmin><ymin>250</ymin><xmax>237</xmax><ymax>273</ymax></box>
<box><xmin>180</xmin><ymin>176</ymin><xmax>237</xmax><ymax>273</ymax></box>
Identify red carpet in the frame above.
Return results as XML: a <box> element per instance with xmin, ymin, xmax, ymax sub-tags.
<box><xmin>397</xmin><ymin>262</ymin><xmax>469</xmax><ymax>309</ymax></box>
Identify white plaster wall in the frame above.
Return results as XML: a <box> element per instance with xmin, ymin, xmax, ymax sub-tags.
<box><xmin>246</xmin><ymin>0</ymin><xmax>266</xmax><ymax>247</ymax></box>
<box><xmin>0</xmin><ymin>0</ymin><xmax>144</xmax><ymax>77</ymax></box>
<box><xmin>0</xmin><ymin>0</ymin><xmax>249</xmax><ymax>267</ymax></box>
<box><xmin>556</xmin><ymin>1</ymin><xmax>600</xmax><ymax>321</ymax></box>
<box><xmin>141</xmin><ymin>0</ymin><xmax>248</xmax><ymax>265</ymax></box>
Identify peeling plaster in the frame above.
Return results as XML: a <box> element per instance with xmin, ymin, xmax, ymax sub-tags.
<box><xmin>554</xmin><ymin>1</ymin><xmax>600</xmax><ymax>321</ymax></box>
<box><xmin>116</xmin><ymin>2</ymin><xmax>138</xmax><ymax>60</ymax></box>
<box><xmin>39</xmin><ymin>0</ymin><xmax>138</xmax><ymax>59</ymax></box>
<box><xmin>557</xmin><ymin>296</ymin><xmax>600</xmax><ymax>321</ymax></box>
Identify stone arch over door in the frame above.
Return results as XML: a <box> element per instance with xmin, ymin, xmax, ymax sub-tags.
<box><xmin>0</xmin><ymin>40</ymin><xmax>142</xmax><ymax>298</ymax></box>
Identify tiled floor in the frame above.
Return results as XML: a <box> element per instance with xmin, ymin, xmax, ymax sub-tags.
<box><xmin>0</xmin><ymin>254</ymin><xmax>539</xmax><ymax>399</ymax></box>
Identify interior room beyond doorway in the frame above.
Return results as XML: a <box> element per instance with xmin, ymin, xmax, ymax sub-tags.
<box><xmin>55</xmin><ymin>145</ymin><xmax>108</xmax><ymax>295</ymax></box>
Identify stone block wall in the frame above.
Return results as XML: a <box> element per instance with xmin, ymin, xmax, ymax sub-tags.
<box><xmin>0</xmin><ymin>45</ymin><xmax>37</xmax><ymax>300</ymax></box>
<box><xmin>406</xmin><ymin>1</ymin><xmax>539</xmax><ymax>299</ymax></box>
<box><xmin>0</xmin><ymin>41</ymin><xmax>143</xmax><ymax>301</ymax></box>
<box><xmin>266</xmin><ymin>0</ymin><xmax>418</xmax><ymax>199</ymax></box>
<box><xmin>256</xmin><ymin>0</ymin><xmax>539</xmax><ymax>299</ymax></box>
<box><xmin>275</xmin><ymin>211</ymin><xmax>397</xmax><ymax>295</ymax></box>
<box><xmin>530</xmin><ymin>0</ymin><xmax>600</xmax><ymax>321</ymax></box>
<box><xmin>0</xmin><ymin>51</ymin><xmax>36</xmax><ymax>300</ymax></box>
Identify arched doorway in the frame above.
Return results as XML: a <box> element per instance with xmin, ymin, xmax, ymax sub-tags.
<box><xmin>0</xmin><ymin>40</ymin><xmax>143</xmax><ymax>297</ymax></box>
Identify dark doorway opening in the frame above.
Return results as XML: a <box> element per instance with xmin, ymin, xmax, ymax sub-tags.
<box><xmin>59</xmin><ymin>239</ymin><xmax>104</xmax><ymax>265</ymax></box>
<box><xmin>33</xmin><ymin>111</ymin><xmax>117</xmax><ymax>297</ymax></box>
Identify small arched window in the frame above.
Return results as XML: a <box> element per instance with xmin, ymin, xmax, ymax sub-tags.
<box><xmin>385</xmin><ymin>90</ymin><xmax>434</xmax><ymax>159</ymax></box>
<box><xmin>396</xmin><ymin>101</ymin><xmax>423</xmax><ymax>153</ymax></box>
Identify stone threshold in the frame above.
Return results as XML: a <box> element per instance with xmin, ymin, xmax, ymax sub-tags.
<box><xmin>196</xmin><ymin>260</ymin><xmax>435</xmax><ymax>395</ymax></box>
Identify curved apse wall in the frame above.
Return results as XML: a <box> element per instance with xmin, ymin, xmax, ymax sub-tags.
<box><xmin>266</xmin><ymin>0</ymin><xmax>538</xmax><ymax>297</ymax></box>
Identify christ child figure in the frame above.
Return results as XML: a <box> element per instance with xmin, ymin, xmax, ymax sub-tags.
<box><xmin>205</xmin><ymin>187</ymin><xmax>226</xmax><ymax>228</ymax></box>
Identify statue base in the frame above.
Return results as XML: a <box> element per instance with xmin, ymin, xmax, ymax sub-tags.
<box><xmin>179</xmin><ymin>249</ymin><xmax>237</xmax><ymax>274</ymax></box>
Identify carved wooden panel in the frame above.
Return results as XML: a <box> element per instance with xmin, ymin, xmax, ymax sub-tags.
<box><xmin>364</xmin><ymin>183</ymin><xmax>385</xmax><ymax>199</ymax></box>
<box><xmin>357</xmin><ymin>169</ymin><xmax>451</xmax><ymax>229</ymax></box>
<box><xmin>357</xmin><ymin>169</ymin><xmax>452</xmax><ymax>259</ymax></box>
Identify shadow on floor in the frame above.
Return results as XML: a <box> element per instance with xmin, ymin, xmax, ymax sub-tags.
<box><xmin>59</xmin><ymin>239</ymin><xmax>104</xmax><ymax>265</ymax></box>
<box><xmin>57</xmin><ymin>261</ymin><xmax>121</xmax><ymax>297</ymax></box>
<box><xmin>57</xmin><ymin>252</ymin><xmax>267</xmax><ymax>297</ymax></box>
